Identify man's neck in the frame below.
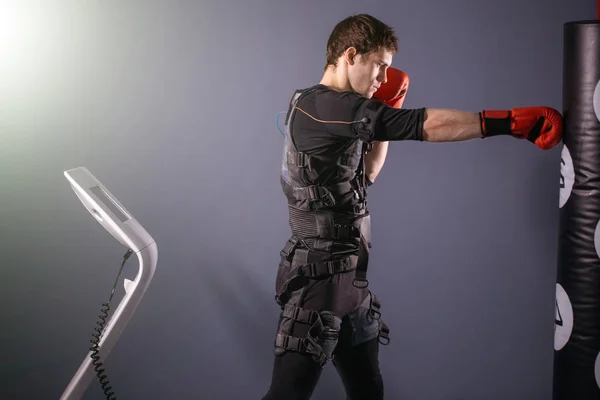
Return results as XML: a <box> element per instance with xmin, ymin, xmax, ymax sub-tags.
<box><xmin>319</xmin><ymin>66</ymin><xmax>351</xmax><ymax>92</ymax></box>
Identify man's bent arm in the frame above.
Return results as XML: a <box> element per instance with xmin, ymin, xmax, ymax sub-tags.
<box><xmin>422</xmin><ymin>109</ymin><xmax>482</xmax><ymax>142</ymax></box>
<box><xmin>364</xmin><ymin>141</ymin><xmax>388</xmax><ymax>183</ymax></box>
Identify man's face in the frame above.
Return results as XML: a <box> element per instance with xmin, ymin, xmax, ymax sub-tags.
<box><xmin>347</xmin><ymin>47</ymin><xmax>393</xmax><ymax>98</ymax></box>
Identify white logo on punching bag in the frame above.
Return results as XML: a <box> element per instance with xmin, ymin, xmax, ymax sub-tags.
<box><xmin>595</xmin><ymin>352</ymin><xmax>600</xmax><ymax>388</ymax></box>
<box><xmin>594</xmin><ymin>219</ymin><xmax>600</xmax><ymax>260</ymax></box>
<box><xmin>555</xmin><ymin>283</ymin><xmax>574</xmax><ymax>351</ymax></box>
<box><xmin>593</xmin><ymin>79</ymin><xmax>600</xmax><ymax>122</ymax></box>
<box><xmin>559</xmin><ymin>145</ymin><xmax>574</xmax><ymax>208</ymax></box>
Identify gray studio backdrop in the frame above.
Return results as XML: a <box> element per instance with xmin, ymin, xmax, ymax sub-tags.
<box><xmin>0</xmin><ymin>1</ymin><xmax>594</xmax><ymax>399</ymax></box>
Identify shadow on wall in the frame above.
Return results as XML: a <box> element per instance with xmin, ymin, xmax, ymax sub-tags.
<box><xmin>194</xmin><ymin>257</ymin><xmax>280</xmax><ymax>383</ymax></box>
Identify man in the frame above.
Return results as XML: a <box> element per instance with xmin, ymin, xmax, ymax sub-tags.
<box><xmin>263</xmin><ymin>14</ymin><xmax>563</xmax><ymax>400</ymax></box>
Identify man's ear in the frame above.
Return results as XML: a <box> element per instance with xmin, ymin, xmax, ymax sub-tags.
<box><xmin>344</xmin><ymin>47</ymin><xmax>357</xmax><ymax>65</ymax></box>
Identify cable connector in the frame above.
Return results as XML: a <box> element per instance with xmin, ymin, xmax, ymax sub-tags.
<box><xmin>123</xmin><ymin>248</ymin><xmax>133</xmax><ymax>260</ymax></box>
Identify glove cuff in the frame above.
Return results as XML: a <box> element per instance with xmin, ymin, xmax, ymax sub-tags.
<box><xmin>480</xmin><ymin>110</ymin><xmax>512</xmax><ymax>137</ymax></box>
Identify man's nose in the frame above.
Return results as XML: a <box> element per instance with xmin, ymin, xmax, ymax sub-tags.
<box><xmin>380</xmin><ymin>71</ymin><xmax>387</xmax><ymax>83</ymax></box>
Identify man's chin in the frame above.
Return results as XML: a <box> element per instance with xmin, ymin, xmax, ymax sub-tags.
<box><xmin>366</xmin><ymin>87</ymin><xmax>379</xmax><ymax>98</ymax></box>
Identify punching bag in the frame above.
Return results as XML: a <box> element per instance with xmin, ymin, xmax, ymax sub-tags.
<box><xmin>553</xmin><ymin>20</ymin><xmax>600</xmax><ymax>399</ymax></box>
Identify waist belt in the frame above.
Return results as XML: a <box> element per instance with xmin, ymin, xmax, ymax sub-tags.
<box><xmin>287</xmin><ymin>206</ymin><xmax>367</xmax><ymax>241</ymax></box>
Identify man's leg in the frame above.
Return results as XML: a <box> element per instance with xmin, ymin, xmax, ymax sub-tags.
<box><xmin>332</xmin><ymin>291</ymin><xmax>390</xmax><ymax>400</ymax></box>
<box><xmin>262</xmin><ymin>281</ymin><xmax>343</xmax><ymax>400</ymax></box>
<box><xmin>332</xmin><ymin>338</ymin><xmax>383</xmax><ymax>400</ymax></box>
<box><xmin>262</xmin><ymin>350</ymin><xmax>325</xmax><ymax>400</ymax></box>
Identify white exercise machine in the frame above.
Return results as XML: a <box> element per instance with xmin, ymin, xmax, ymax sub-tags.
<box><xmin>60</xmin><ymin>167</ymin><xmax>158</xmax><ymax>399</ymax></box>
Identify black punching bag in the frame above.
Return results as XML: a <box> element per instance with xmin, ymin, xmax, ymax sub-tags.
<box><xmin>554</xmin><ymin>20</ymin><xmax>600</xmax><ymax>399</ymax></box>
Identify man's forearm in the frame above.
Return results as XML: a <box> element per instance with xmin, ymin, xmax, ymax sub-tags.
<box><xmin>422</xmin><ymin>108</ymin><xmax>483</xmax><ymax>142</ymax></box>
<box><xmin>364</xmin><ymin>141</ymin><xmax>389</xmax><ymax>183</ymax></box>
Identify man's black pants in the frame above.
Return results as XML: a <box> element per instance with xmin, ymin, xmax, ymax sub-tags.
<box><xmin>262</xmin><ymin>268</ymin><xmax>387</xmax><ymax>400</ymax></box>
<box><xmin>263</xmin><ymin>336</ymin><xmax>383</xmax><ymax>400</ymax></box>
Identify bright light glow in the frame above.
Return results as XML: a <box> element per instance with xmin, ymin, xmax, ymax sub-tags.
<box><xmin>0</xmin><ymin>2</ymin><xmax>47</xmax><ymax>79</ymax></box>
<box><xmin>0</xmin><ymin>3</ymin><xmax>41</xmax><ymax>61</ymax></box>
<box><xmin>0</xmin><ymin>2</ymin><xmax>62</xmax><ymax>118</ymax></box>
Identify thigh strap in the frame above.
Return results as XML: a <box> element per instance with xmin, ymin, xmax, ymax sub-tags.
<box><xmin>275</xmin><ymin>304</ymin><xmax>341</xmax><ymax>366</ymax></box>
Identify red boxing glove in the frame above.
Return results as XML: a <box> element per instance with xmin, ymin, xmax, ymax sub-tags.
<box><xmin>480</xmin><ymin>106</ymin><xmax>564</xmax><ymax>150</ymax></box>
<box><xmin>373</xmin><ymin>67</ymin><xmax>409</xmax><ymax>109</ymax></box>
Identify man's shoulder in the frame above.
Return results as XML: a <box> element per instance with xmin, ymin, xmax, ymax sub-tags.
<box><xmin>289</xmin><ymin>85</ymin><xmax>366</xmax><ymax>119</ymax></box>
<box><xmin>290</xmin><ymin>84</ymin><xmax>364</xmax><ymax>101</ymax></box>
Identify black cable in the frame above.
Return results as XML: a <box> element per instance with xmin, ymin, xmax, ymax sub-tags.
<box><xmin>89</xmin><ymin>248</ymin><xmax>134</xmax><ymax>400</ymax></box>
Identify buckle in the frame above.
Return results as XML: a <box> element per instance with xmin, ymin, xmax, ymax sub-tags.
<box><xmin>321</xmin><ymin>193</ymin><xmax>334</xmax><ymax>207</ymax></box>
<box><xmin>296</xmin><ymin>152</ymin><xmax>306</xmax><ymax>167</ymax></box>
<box><xmin>302</xmin><ymin>185</ymin><xmax>335</xmax><ymax>208</ymax></box>
<box><xmin>334</xmin><ymin>224</ymin><xmax>350</xmax><ymax>239</ymax></box>
<box><xmin>296</xmin><ymin>152</ymin><xmax>309</xmax><ymax>168</ymax></box>
<box><xmin>292</xmin><ymin>306</ymin><xmax>310</xmax><ymax>323</ymax></box>
<box><xmin>334</xmin><ymin>224</ymin><xmax>347</xmax><ymax>239</ymax></box>
<box><xmin>283</xmin><ymin>304</ymin><xmax>313</xmax><ymax>324</ymax></box>
<box><xmin>353</xmin><ymin>278</ymin><xmax>369</xmax><ymax>288</ymax></box>
<box><xmin>369</xmin><ymin>308</ymin><xmax>381</xmax><ymax>320</ymax></box>
<box><xmin>334</xmin><ymin>224</ymin><xmax>361</xmax><ymax>240</ymax></box>
<box><xmin>326</xmin><ymin>261</ymin><xmax>336</xmax><ymax>275</ymax></box>
<box><xmin>275</xmin><ymin>333</ymin><xmax>290</xmax><ymax>350</ymax></box>
<box><xmin>280</xmin><ymin>236</ymin><xmax>299</xmax><ymax>260</ymax></box>
<box><xmin>353</xmin><ymin>202</ymin><xmax>366</xmax><ymax>214</ymax></box>
<box><xmin>378</xmin><ymin>328</ymin><xmax>390</xmax><ymax>345</ymax></box>
<box><xmin>303</xmin><ymin>263</ymin><xmax>315</xmax><ymax>277</ymax></box>
<box><xmin>287</xmin><ymin>151</ymin><xmax>311</xmax><ymax>168</ymax></box>
<box><xmin>307</xmin><ymin>186</ymin><xmax>320</xmax><ymax>201</ymax></box>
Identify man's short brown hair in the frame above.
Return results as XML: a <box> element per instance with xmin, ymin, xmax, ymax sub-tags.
<box><xmin>325</xmin><ymin>14</ymin><xmax>398</xmax><ymax>69</ymax></box>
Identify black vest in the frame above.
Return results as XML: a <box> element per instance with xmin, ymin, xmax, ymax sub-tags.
<box><xmin>281</xmin><ymin>87</ymin><xmax>370</xmax><ymax>218</ymax></box>
<box><xmin>277</xmin><ymin>86</ymin><xmax>372</xmax><ymax>291</ymax></box>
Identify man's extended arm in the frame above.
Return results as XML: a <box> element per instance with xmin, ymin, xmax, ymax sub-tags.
<box><xmin>421</xmin><ymin>107</ymin><xmax>564</xmax><ymax>149</ymax></box>
<box><xmin>422</xmin><ymin>109</ymin><xmax>482</xmax><ymax>142</ymax></box>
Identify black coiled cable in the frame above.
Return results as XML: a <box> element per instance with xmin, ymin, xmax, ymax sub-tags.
<box><xmin>90</xmin><ymin>303</ymin><xmax>114</xmax><ymax>399</ymax></box>
<box><xmin>89</xmin><ymin>248</ymin><xmax>134</xmax><ymax>400</ymax></box>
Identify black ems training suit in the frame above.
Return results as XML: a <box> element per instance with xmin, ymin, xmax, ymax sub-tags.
<box><xmin>262</xmin><ymin>84</ymin><xmax>425</xmax><ymax>400</ymax></box>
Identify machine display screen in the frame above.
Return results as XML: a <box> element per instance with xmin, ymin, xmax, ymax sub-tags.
<box><xmin>90</xmin><ymin>186</ymin><xmax>130</xmax><ymax>223</ymax></box>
